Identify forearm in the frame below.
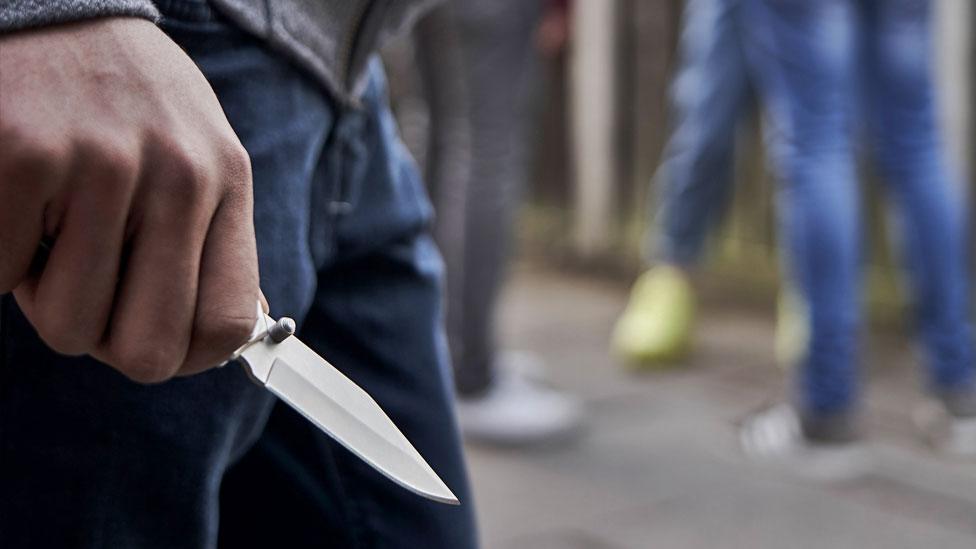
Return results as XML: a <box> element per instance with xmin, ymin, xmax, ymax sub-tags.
<box><xmin>0</xmin><ymin>0</ymin><xmax>159</xmax><ymax>33</ymax></box>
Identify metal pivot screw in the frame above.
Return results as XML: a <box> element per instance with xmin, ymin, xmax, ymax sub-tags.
<box><xmin>269</xmin><ymin>317</ymin><xmax>297</xmax><ymax>343</ymax></box>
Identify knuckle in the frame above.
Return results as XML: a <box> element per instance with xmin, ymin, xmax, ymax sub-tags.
<box><xmin>97</xmin><ymin>145</ymin><xmax>139</xmax><ymax>181</ymax></box>
<box><xmin>218</xmin><ymin>140</ymin><xmax>252</xmax><ymax>191</ymax></box>
<box><xmin>0</xmin><ymin>121</ymin><xmax>25</xmax><ymax>148</ymax></box>
<box><xmin>160</xmin><ymin>143</ymin><xmax>215</xmax><ymax>206</ymax></box>
<box><xmin>77</xmin><ymin>138</ymin><xmax>140</xmax><ymax>192</ymax></box>
<box><xmin>32</xmin><ymin>310</ymin><xmax>95</xmax><ymax>357</ymax></box>
<box><xmin>1</xmin><ymin>131</ymin><xmax>64</xmax><ymax>179</ymax></box>
<box><xmin>110</xmin><ymin>343</ymin><xmax>182</xmax><ymax>384</ymax></box>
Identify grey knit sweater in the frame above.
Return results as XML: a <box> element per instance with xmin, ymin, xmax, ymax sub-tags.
<box><xmin>0</xmin><ymin>0</ymin><xmax>434</xmax><ymax>104</ymax></box>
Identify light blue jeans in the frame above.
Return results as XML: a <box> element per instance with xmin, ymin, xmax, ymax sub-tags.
<box><xmin>652</xmin><ymin>0</ymin><xmax>752</xmax><ymax>265</ymax></box>
<box><xmin>746</xmin><ymin>0</ymin><xmax>974</xmax><ymax>423</ymax></box>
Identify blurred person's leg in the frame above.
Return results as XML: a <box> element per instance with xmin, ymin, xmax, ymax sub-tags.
<box><xmin>217</xmin><ymin>60</ymin><xmax>478</xmax><ymax>547</ymax></box>
<box><xmin>740</xmin><ymin>0</ymin><xmax>865</xmax><ymax>453</ymax></box>
<box><xmin>451</xmin><ymin>0</ymin><xmax>582</xmax><ymax>445</ymax></box>
<box><xmin>654</xmin><ymin>0</ymin><xmax>752</xmax><ymax>268</ymax></box>
<box><xmin>861</xmin><ymin>0</ymin><xmax>976</xmax><ymax>455</ymax></box>
<box><xmin>613</xmin><ymin>0</ymin><xmax>752</xmax><ymax>367</ymax></box>
<box><xmin>453</xmin><ymin>0</ymin><xmax>540</xmax><ymax>396</ymax></box>
<box><xmin>410</xmin><ymin>3</ymin><xmax>473</xmax><ymax>399</ymax></box>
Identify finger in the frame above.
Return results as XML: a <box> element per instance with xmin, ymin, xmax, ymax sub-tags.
<box><xmin>259</xmin><ymin>290</ymin><xmax>270</xmax><ymax>315</ymax></box>
<box><xmin>15</xmin><ymin>156</ymin><xmax>133</xmax><ymax>355</ymax></box>
<box><xmin>0</xmin><ymin>142</ymin><xmax>60</xmax><ymax>292</ymax></box>
<box><xmin>93</xmin><ymin>178</ymin><xmax>212</xmax><ymax>383</ymax></box>
<box><xmin>178</xmin><ymin>186</ymin><xmax>260</xmax><ymax>376</ymax></box>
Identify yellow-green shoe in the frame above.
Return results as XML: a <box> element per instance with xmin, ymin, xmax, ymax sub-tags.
<box><xmin>774</xmin><ymin>286</ymin><xmax>808</xmax><ymax>371</ymax></box>
<box><xmin>612</xmin><ymin>265</ymin><xmax>695</xmax><ymax>368</ymax></box>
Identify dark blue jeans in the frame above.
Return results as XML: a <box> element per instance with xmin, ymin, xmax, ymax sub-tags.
<box><xmin>0</xmin><ymin>2</ymin><xmax>477</xmax><ymax>547</ymax></box>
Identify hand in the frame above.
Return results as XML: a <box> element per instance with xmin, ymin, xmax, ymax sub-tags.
<box><xmin>0</xmin><ymin>18</ymin><xmax>260</xmax><ymax>382</ymax></box>
<box><xmin>536</xmin><ymin>6</ymin><xmax>571</xmax><ymax>57</ymax></box>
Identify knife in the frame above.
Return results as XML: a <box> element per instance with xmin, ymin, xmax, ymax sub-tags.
<box><xmin>34</xmin><ymin>237</ymin><xmax>456</xmax><ymax>504</ymax></box>
<box><xmin>229</xmin><ymin>301</ymin><xmax>459</xmax><ymax>505</ymax></box>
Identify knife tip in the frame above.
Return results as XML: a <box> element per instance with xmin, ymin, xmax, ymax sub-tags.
<box><xmin>409</xmin><ymin>477</ymin><xmax>460</xmax><ymax>505</ymax></box>
<box><xmin>425</xmin><ymin>490</ymin><xmax>461</xmax><ymax>506</ymax></box>
<box><xmin>403</xmin><ymin>472</ymin><xmax>460</xmax><ymax>505</ymax></box>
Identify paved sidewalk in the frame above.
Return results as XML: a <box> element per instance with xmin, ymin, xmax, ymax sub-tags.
<box><xmin>465</xmin><ymin>263</ymin><xmax>976</xmax><ymax>549</ymax></box>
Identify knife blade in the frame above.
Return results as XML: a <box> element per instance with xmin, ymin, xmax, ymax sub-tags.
<box><xmin>231</xmin><ymin>304</ymin><xmax>459</xmax><ymax>505</ymax></box>
<box><xmin>31</xmin><ymin>238</ymin><xmax>458</xmax><ymax>505</ymax></box>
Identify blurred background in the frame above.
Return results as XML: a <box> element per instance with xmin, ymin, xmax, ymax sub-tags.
<box><xmin>383</xmin><ymin>1</ymin><xmax>976</xmax><ymax>547</ymax></box>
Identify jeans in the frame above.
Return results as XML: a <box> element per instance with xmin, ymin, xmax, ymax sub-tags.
<box><xmin>746</xmin><ymin>0</ymin><xmax>975</xmax><ymax>422</ymax></box>
<box><xmin>652</xmin><ymin>0</ymin><xmax>752</xmax><ymax>265</ymax></box>
<box><xmin>0</xmin><ymin>1</ymin><xmax>478</xmax><ymax>547</ymax></box>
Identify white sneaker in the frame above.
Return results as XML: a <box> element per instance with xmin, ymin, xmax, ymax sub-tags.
<box><xmin>946</xmin><ymin>418</ymin><xmax>976</xmax><ymax>457</ymax></box>
<box><xmin>456</xmin><ymin>353</ymin><xmax>583</xmax><ymax>447</ymax></box>
<box><xmin>913</xmin><ymin>400</ymin><xmax>976</xmax><ymax>459</ymax></box>
<box><xmin>739</xmin><ymin>404</ymin><xmax>870</xmax><ymax>481</ymax></box>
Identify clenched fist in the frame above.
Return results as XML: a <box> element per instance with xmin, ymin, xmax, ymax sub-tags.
<box><xmin>0</xmin><ymin>18</ymin><xmax>261</xmax><ymax>383</ymax></box>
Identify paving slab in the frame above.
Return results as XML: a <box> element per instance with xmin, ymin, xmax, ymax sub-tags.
<box><xmin>465</xmin><ymin>263</ymin><xmax>976</xmax><ymax>549</ymax></box>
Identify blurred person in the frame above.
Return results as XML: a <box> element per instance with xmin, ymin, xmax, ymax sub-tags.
<box><xmin>613</xmin><ymin>0</ymin><xmax>761</xmax><ymax>367</ymax></box>
<box><xmin>0</xmin><ymin>1</ymin><xmax>478</xmax><ymax>547</ymax></box>
<box><xmin>450</xmin><ymin>0</ymin><xmax>582</xmax><ymax>445</ymax></box>
<box><xmin>408</xmin><ymin>0</ymin><xmax>583</xmax><ymax>446</ymax></box>
<box><xmin>739</xmin><ymin>0</ymin><xmax>976</xmax><ymax>464</ymax></box>
<box><xmin>391</xmin><ymin>1</ymin><xmax>472</xmax><ymax>410</ymax></box>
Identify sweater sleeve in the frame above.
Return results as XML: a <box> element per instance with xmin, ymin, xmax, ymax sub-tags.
<box><xmin>0</xmin><ymin>0</ymin><xmax>160</xmax><ymax>33</ymax></box>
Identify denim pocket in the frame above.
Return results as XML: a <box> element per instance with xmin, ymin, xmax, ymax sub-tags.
<box><xmin>156</xmin><ymin>0</ymin><xmax>219</xmax><ymax>22</ymax></box>
<box><xmin>157</xmin><ymin>0</ymin><xmax>253</xmax><ymax>60</ymax></box>
<box><xmin>156</xmin><ymin>0</ymin><xmax>238</xmax><ymax>34</ymax></box>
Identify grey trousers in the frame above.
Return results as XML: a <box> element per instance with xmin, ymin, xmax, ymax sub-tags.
<box><xmin>405</xmin><ymin>0</ymin><xmax>542</xmax><ymax>396</ymax></box>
